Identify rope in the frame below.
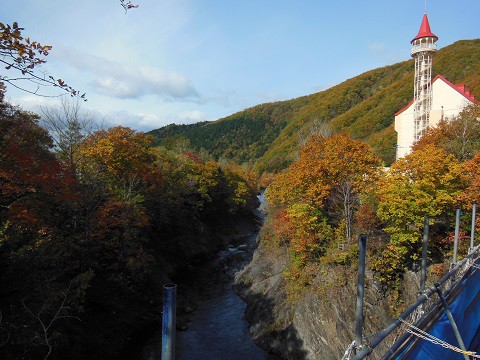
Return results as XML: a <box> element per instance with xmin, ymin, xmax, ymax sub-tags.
<box><xmin>399</xmin><ymin>318</ymin><xmax>480</xmax><ymax>358</ymax></box>
<box><xmin>341</xmin><ymin>340</ymin><xmax>356</xmax><ymax>360</ymax></box>
<box><xmin>410</xmin><ymin>305</ymin><xmax>424</xmax><ymax>324</ymax></box>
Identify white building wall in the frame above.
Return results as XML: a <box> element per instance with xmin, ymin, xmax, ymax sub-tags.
<box><xmin>394</xmin><ymin>77</ymin><xmax>474</xmax><ymax>160</ymax></box>
<box><xmin>394</xmin><ymin>103</ymin><xmax>415</xmax><ymax>159</ymax></box>
<box><xmin>429</xmin><ymin>79</ymin><xmax>472</xmax><ymax>127</ymax></box>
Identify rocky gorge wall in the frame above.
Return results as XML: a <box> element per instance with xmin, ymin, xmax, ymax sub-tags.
<box><xmin>235</xmin><ymin>222</ymin><xmax>426</xmax><ymax>359</ymax></box>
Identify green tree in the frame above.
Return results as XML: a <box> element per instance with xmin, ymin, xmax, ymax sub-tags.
<box><xmin>375</xmin><ymin>144</ymin><xmax>467</xmax><ymax>284</ymax></box>
<box><xmin>413</xmin><ymin>104</ymin><xmax>480</xmax><ymax>161</ymax></box>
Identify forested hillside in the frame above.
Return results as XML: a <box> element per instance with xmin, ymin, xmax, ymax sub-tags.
<box><xmin>149</xmin><ymin>39</ymin><xmax>480</xmax><ymax>172</ymax></box>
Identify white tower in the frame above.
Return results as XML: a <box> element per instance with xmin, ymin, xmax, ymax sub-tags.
<box><xmin>411</xmin><ymin>13</ymin><xmax>438</xmax><ymax>142</ymax></box>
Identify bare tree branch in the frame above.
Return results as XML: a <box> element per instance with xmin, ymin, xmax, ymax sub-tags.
<box><xmin>0</xmin><ymin>22</ymin><xmax>85</xmax><ymax>99</ymax></box>
<box><xmin>120</xmin><ymin>0</ymin><xmax>139</xmax><ymax>13</ymax></box>
<box><xmin>22</xmin><ymin>282</ymin><xmax>81</xmax><ymax>360</ymax></box>
<box><xmin>0</xmin><ymin>309</ymin><xmax>11</xmax><ymax>347</ymax></box>
<box><xmin>39</xmin><ymin>98</ymin><xmax>109</xmax><ymax>175</ymax></box>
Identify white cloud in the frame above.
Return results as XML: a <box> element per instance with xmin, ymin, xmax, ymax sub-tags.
<box><xmin>368</xmin><ymin>42</ymin><xmax>386</xmax><ymax>56</ymax></box>
<box><xmin>104</xmin><ymin>109</ymin><xmax>207</xmax><ymax>131</ymax></box>
<box><xmin>54</xmin><ymin>46</ymin><xmax>199</xmax><ymax>101</ymax></box>
<box><xmin>174</xmin><ymin>110</ymin><xmax>207</xmax><ymax>124</ymax></box>
<box><xmin>13</xmin><ymin>95</ymin><xmax>51</xmax><ymax>107</ymax></box>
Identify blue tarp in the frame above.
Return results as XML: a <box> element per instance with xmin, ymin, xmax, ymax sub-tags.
<box><xmin>397</xmin><ymin>266</ymin><xmax>480</xmax><ymax>359</ymax></box>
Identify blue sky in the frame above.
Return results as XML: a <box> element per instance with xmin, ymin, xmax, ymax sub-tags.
<box><xmin>2</xmin><ymin>0</ymin><xmax>479</xmax><ymax>131</ymax></box>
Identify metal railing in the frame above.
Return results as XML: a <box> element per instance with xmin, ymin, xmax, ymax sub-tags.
<box><xmin>350</xmin><ymin>243</ymin><xmax>480</xmax><ymax>360</ymax></box>
<box><xmin>411</xmin><ymin>43</ymin><xmax>437</xmax><ymax>55</ymax></box>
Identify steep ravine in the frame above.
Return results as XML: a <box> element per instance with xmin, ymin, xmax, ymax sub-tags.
<box><xmin>235</xmin><ymin>214</ymin><xmax>424</xmax><ymax>359</ymax></box>
<box><xmin>126</xmin><ymin>195</ymin><xmax>284</xmax><ymax>360</ymax></box>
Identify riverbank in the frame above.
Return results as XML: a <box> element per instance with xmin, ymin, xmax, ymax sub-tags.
<box><xmin>122</xmin><ymin>195</ymin><xmax>284</xmax><ymax>360</ymax></box>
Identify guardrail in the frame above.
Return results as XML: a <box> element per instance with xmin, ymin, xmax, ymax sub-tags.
<box><xmin>344</xmin><ymin>205</ymin><xmax>480</xmax><ymax>360</ymax></box>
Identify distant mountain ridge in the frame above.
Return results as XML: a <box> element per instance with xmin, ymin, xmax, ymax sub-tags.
<box><xmin>149</xmin><ymin>39</ymin><xmax>480</xmax><ymax>173</ymax></box>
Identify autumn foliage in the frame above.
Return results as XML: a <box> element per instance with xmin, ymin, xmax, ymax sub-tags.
<box><xmin>267</xmin><ymin>132</ymin><xmax>381</xmax><ymax>298</ymax></box>
<box><xmin>0</xmin><ymin>22</ymin><xmax>83</xmax><ymax>98</ymax></box>
<box><xmin>0</xmin><ymin>87</ymin><xmax>258</xmax><ymax>359</ymax></box>
<box><xmin>373</xmin><ymin>144</ymin><xmax>468</xmax><ymax>285</ymax></box>
<box><xmin>413</xmin><ymin>104</ymin><xmax>480</xmax><ymax>161</ymax></box>
<box><xmin>263</xmin><ymin>114</ymin><xmax>480</xmax><ymax>298</ymax></box>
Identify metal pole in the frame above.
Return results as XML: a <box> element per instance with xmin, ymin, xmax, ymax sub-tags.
<box><xmin>162</xmin><ymin>283</ymin><xmax>177</xmax><ymax>360</ymax></box>
<box><xmin>434</xmin><ymin>284</ymin><xmax>469</xmax><ymax>360</ymax></box>
<box><xmin>420</xmin><ymin>217</ymin><xmax>429</xmax><ymax>292</ymax></box>
<box><xmin>355</xmin><ymin>234</ymin><xmax>367</xmax><ymax>352</ymax></box>
<box><xmin>470</xmin><ymin>203</ymin><xmax>477</xmax><ymax>252</ymax></box>
<box><xmin>453</xmin><ymin>209</ymin><xmax>461</xmax><ymax>265</ymax></box>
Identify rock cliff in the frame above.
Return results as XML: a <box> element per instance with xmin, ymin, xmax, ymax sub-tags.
<box><xmin>235</xmin><ymin>224</ymin><xmax>424</xmax><ymax>359</ymax></box>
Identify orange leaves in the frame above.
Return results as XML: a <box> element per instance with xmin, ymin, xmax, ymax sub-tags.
<box><xmin>78</xmin><ymin>126</ymin><xmax>161</xmax><ymax>200</ymax></box>
<box><xmin>0</xmin><ymin>22</ymin><xmax>84</xmax><ymax>98</ymax></box>
<box><xmin>461</xmin><ymin>150</ymin><xmax>480</xmax><ymax>206</ymax></box>
<box><xmin>273</xmin><ymin>208</ymin><xmax>293</xmax><ymax>240</ymax></box>
<box><xmin>267</xmin><ymin>132</ymin><xmax>382</xmax><ymax>293</ymax></box>
<box><xmin>378</xmin><ymin>144</ymin><xmax>467</xmax><ymax>228</ymax></box>
<box><xmin>80</xmin><ymin>126</ymin><xmax>154</xmax><ymax>178</ymax></box>
<box><xmin>269</xmin><ymin>132</ymin><xmax>381</xmax><ymax>208</ymax></box>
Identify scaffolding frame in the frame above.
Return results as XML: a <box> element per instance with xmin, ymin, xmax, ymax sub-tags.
<box><xmin>412</xmin><ymin>38</ymin><xmax>436</xmax><ymax>143</ymax></box>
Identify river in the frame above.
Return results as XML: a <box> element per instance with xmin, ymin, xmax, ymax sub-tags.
<box><xmin>139</xmin><ymin>194</ymin><xmax>280</xmax><ymax>359</ymax></box>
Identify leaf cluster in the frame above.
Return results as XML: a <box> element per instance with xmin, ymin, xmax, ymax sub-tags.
<box><xmin>266</xmin><ymin>133</ymin><xmax>381</xmax><ymax>295</ymax></box>
<box><xmin>0</xmin><ymin>22</ymin><xmax>84</xmax><ymax>99</ymax></box>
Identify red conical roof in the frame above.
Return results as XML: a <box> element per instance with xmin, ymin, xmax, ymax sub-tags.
<box><xmin>411</xmin><ymin>13</ymin><xmax>438</xmax><ymax>43</ymax></box>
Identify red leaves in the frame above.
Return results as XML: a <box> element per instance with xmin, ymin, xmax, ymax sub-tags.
<box><xmin>355</xmin><ymin>203</ymin><xmax>381</xmax><ymax>233</ymax></box>
<box><xmin>183</xmin><ymin>151</ymin><xmax>203</xmax><ymax>163</ymax></box>
<box><xmin>273</xmin><ymin>207</ymin><xmax>293</xmax><ymax>240</ymax></box>
<box><xmin>0</xmin><ymin>111</ymin><xmax>77</xmax><ymax>228</ymax></box>
<box><xmin>90</xmin><ymin>200</ymin><xmax>148</xmax><ymax>241</ymax></box>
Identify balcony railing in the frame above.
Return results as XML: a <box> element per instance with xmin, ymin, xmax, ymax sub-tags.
<box><xmin>411</xmin><ymin>42</ymin><xmax>437</xmax><ymax>55</ymax></box>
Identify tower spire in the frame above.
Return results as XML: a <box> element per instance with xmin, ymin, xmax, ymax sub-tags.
<box><xmin>411</xmin><ymin>13</ymin><xmax>438</xmax><ymax>43</ymax></box>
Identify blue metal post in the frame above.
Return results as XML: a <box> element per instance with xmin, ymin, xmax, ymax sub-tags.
<box><xmin>420</xmin><ymin>218</ymin><xmax>429</xmax><ymax>292</ymax></box>
<box><xmin>434</xmin><ymin>284</ymin><xmax>469</xmax><ymax>360</ymax></box>
<box><xmin>162</xmin><ymin>283</ymin><xmax>177</xmax><ymax>360</ymax></box>
<box><xmin>470</xmin><ymin>203</ymin><xmax>477</xmax><ymax>252</ymax></box>
<box><xmin>355</xmin><ymin>234</ymin><xmax>367</xmax><ymax>352</ymax></box>
<box><xmin>453</xmin><ymin>209</ymin><xmax>461</xmax><ymax>265</ymax></box>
